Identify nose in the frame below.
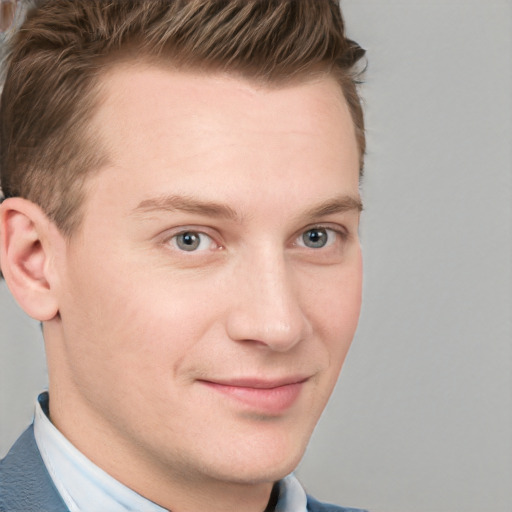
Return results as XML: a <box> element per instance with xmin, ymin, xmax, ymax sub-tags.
<box><xmin>225</xmin><ymin>249</ymin><xmax>312</xmax><ymax>352</ymax></box>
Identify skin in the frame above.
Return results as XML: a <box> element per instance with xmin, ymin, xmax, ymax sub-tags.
<box><xmin>0</xmin><ymin>65</ymin><xmax>362</xmax><ymax>512</ymax></box>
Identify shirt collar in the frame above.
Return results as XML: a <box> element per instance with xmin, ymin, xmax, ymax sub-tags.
<box><xmin>33</xmin><ymin>392</ymin><xmax>307</xmax><ymax>512</ymax></box>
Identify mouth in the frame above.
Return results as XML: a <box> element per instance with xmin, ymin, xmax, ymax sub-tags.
<box><xmin>198</xmin><ymin>376</ymin><xmax>309</xmax><ymax>415</ymax></box>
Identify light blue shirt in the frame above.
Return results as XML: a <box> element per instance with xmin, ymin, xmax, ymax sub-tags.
<box><xmin>33</xmin><ymin>393</ymin><xmax>307</xmax><ymax>512</ymax></box>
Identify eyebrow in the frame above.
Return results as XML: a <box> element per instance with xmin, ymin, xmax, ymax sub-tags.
<box><xmin>132</xmin><ymin>193</ymin><xmax>362</xmax><ymax>222</ymax></box>
<box><xmin>301</xmin><ymin>195</ymin><xmax>363</xmax><ymax>219</ymax></box>
<box><xmin>132</xmin><ymin>194</ymin><xmax>242</xmax><ymax>222</ymax></box>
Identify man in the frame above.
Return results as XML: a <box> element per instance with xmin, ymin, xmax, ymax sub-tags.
<box><xmin>0</xmin><ymin>1</ymin><xmax>367</xmax><ymax>511</ymax></box>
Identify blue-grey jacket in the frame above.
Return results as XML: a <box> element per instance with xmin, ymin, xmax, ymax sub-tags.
<box><xmin>0</xmin><ymin>426</ymin><xmax>367</xmax><ymax>512</ymax></box>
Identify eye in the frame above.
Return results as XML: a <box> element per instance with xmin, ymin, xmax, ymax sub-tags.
<box><xmin>171</xmin><ymin>231</ymin><xmax>216</xmax><ymax>252</ymax></box>
<box><xmin>298</xmin><ymin>227</ymin><xmax>337</xmax><ymax>249</ymax></box>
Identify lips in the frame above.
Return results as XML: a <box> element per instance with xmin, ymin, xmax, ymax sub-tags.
<box><xmin>199</xmin><ymin>377</ymin><xmax>308</xmax><ymax>415</ymax></box>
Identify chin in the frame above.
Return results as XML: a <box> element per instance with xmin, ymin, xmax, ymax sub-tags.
<box><xmin>211</xmin><ymin>457</ymin><xmax>301</xmax><ymax>486</ymax></box>
<box><xmin>201</xmin><ymin>428</ymin><xmax>310</xmax><ymax>485</ymax></box>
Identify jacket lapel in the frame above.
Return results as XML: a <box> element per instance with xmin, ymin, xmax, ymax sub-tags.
<box><xmin>0</xmin><ymin>425</ymin><xmax>69</xmax><ymax>512</ymax></box>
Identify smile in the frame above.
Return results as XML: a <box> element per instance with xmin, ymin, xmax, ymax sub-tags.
<box><xmin>199</xmin><ymin>377</ymin><xmax>308</xmax><ymax>415</ymax></box>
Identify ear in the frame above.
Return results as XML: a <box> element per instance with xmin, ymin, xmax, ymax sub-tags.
<box><xmin>0</xmin><ymin>198</ymin><xmax>60</xmax><ymax>321</ymax></box>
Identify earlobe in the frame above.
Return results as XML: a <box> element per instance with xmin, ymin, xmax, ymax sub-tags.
<box><xmin>0</xmin><ymin>198</ymin><xmax>60</xmax><ymax>321</ymax></box>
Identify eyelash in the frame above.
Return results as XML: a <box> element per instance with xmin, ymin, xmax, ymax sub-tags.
<box><xmin>163</xmin><ymin>224</ymin><xmax>348</xmax><ymax>254</ymax></box>
<box><xmin>167</xmin><ymin>230</ymin><xmax>220</xmax><ymax>253</ymax></box>
<box><xmin>295</xmin><ymin>225</ymin><xmax>348</xmax><ymax>249</ymax></box>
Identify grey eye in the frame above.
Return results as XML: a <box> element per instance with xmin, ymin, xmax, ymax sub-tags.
<box><xmin>302</xmin><ymin>228</ymin><xmax>329</xmax><ymax>248</ymax></box>
<box><xmin>170</xmin><ymin>230</ymin><xmax>217</xmax><ymax>253</ymax></box>
<box><xmin>175</xmin><ymin>232</ymin><xmax>202</xmax><ymax>251</ymax></box>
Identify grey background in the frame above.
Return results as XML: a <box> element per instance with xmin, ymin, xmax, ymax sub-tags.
<box><xmin>1</xmin><ymin>1</ymin><xmax>511</xmax><ymax>511</ymax></box>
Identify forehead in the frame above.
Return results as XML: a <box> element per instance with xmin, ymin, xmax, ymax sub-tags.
<box><xmin>93</xmin><ymin>64</ymin><xmax>355</xmax><ymax>151</ymax></box>
<box><xmin>84</xmin><ymin>64</ymin><xmax>359</xmax><ymax>216</ymax></box>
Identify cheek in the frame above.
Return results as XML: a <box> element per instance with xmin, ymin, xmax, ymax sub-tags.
<box><xmin>62</xmin><ymin>262</ymin><xmax>223</xmax><ymax>375</ymax></box>
<box><xmin>57</xmin><ymin>269</ymin><xmax>220</xmax><ymax>424</ymax></box>
<box><xmin>305</xmin><ymin>256</ymin><xmax>363</xmax><ymax>357</ymax></box>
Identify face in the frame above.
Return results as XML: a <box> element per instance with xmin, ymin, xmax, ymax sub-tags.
<box><xmin>50</xmin><ymin>65</ymin><xmax>362</xmax><ymax>490</ymax></box>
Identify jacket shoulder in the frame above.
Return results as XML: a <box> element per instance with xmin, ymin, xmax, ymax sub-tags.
<box><xmin>307</xmin><ymin>494</ymin><xmax>369</xmax><ymax>512</ymax></box>
<box><xmin>0</xmin><ymin>425</ymin><xmax>69</xmax><ymax>512</ymax></box>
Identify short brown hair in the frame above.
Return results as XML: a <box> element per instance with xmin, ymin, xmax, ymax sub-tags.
<box><xmin>0</xmin><ymin>0</ymin><xmax>366</xmax><ymax>236</ymax></box>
